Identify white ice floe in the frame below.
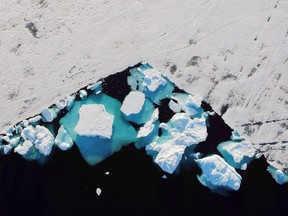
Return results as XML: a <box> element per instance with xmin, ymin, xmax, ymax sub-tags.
<box><xmin>66</xmin><ymin>94</ymin><xmax>76</xmax><ymax>110</ymax></box>
<box><xmin>34</xmin><ymin>125</ymin><xmax>54</xmax><ymax>156</ymax></box>
<box><xmin>55</xmin><ymin>125</ymin><xmax>73</xmax><ymax>151</ymax></box>
<box><xmin>41</xmin><ymin>107</ymin><xmax>57</xmax><ymax>122</ymax></box>
<box><xmin>217</xmin><ymin>140</ymin><xmax>256</xmax><ymax>168</ymax></box>
<box><xmin>74</xmin><ymin>104</ymin><xmax>114</xmax><ymax>139</ymax></box>
<box><xmin>28</xmin><ymin>115</ymin><xmax>42</xmax><ymax>124</ymax></box>
<box><xmin>79</xmin><ymin>90</ymin><xmax>88</xmax><ymax>100</ymax></box>
<box><xmin>168</xmin><ymin>100</ymin><xmax>182</xmax><ymax>113</ymax></box>
<box><xmin>105</xmin><ymin>171</ymin><xmax>110</xmax><ymax>175</ymax></box>
<box><xmin>142</xmin><ymin>68</ymin><xmax>167</xmax><ymax>92</ymax></box>
<box><xmin>8</xmin><ymin>136</ymin><xmax>20</xmax><ymax>147</ymax></box>
<box><xmin>121</xmin><ymin>91</ymin><xmax>145</xmax><ymax>116</ymax></box>
<box><xmin>137</xmin><ymin>109</ymin><xmax>159</xmax><ymax>138</ymax></box>
<box><xmin>96</xmin><ymin>188</ymin><xmax>102</xmax><ymax>196</ymax></box>
<box><xmin>267</xmin><ymin>166</ymin><xmax>288</xmax><ymax>185</ymax></box>
<box><xmin>14</xmin><ymin>140</ymin><xmax>33</xmax><ymax>155</ymax></box>
<box><xmin>195</xmin><ymin>155</ymin><xmax>242</xmax><ymax>191</ymax></box>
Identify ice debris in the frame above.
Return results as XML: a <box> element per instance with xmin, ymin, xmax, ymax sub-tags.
<box><xmin>74</xmin><ymin>104</ymin><xmax>114</xmax><ymax>139</ymax></box>
<box><xmin>96</xmin><ymin>188</ymin><xmax>102</xmax><ymax>196</ymax></box>
<box><xmin>267</xmin><ymin>166</ymin><xmax>288</xmax><ymax>185</ymax></box>
<box><xmin>195</xmin><ymin>155</ymin><xmax>242</xmax><ymax>191</ymax></box>
<box><xmin>55</xmin><ymin>125</ymin><xmax>74</xmax><ymax>150</ymax></box>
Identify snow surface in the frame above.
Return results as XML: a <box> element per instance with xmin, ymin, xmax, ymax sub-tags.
<box><xmin>195</xmin><ymin>155</ymin><xmax>242</xmax><ymax>191</ymax></box>
<box><xmin>74</xmin><ymin>104</ymin><xmax>114</xmax><ymax>139</ymax></box>
<box><xmin>0</xmin><ymin>0</ymin><xmax>288</xmax><ymax>170</ymax></box>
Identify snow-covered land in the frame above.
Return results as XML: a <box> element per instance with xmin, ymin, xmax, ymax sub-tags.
<box><xmin>1</xmin><ymin>0</ymin><xmax>287</xmax><ymax>172</ymax></box>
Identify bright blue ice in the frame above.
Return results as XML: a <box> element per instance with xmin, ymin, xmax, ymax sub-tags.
<box><xmin>267</xmin><ymin>166</ymin><xmax>288</xmax><ymax>185</ymax></box>
<box><xmin>60</xmin><ymin>93</ymin><xmax>137</xmax><ymax>166</ymax></box>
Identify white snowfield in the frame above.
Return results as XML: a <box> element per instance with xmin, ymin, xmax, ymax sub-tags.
<box><xmin>0</xmin><ymin>0</ymin><xmax>288</xmax><ymax>170</ymax></box>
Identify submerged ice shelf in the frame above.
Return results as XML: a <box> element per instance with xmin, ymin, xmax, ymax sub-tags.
<box><xmin>0</xmin><ymin>62</ymin><xmax>286</xmax><ymax>192</ymax></box>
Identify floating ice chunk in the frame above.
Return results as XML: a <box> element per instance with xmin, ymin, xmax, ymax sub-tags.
<box><xmin>41</xmin><ymin>107</ymin><xmax>57</xmax><ymax>122</ymax></box>
<box><xmin>8</xmin><ymin>136</ymin><xmax>20</xmax><ymax>147</ymax></box>
<box><xmin>142</xmin><ymin>68</ymin><xmax>167</xmax><ymax>92</ymax></box>
<box><xmin>19</xmin><ymin>120</ymin><xmax>29</xmax><ymax>128</ymax></box>
<box><xmin>168</xmin><ymin>100</ymin><xmax>182</xmax><ymax>113</ymax></box>
<box><xmin>66</xmin><ymin>94</ymin><xmax>76</xmax><ymax>110</ymax></box>
<box><xmin>217</xmin><ymin>140</ymin><xmax>256</xmax><ymax>169</ymax></box>
<box><xmin>74</xmin><ymin>104</ymin><xmax>114</xmax><ymax>139</ymax></box>
<box><xmin>28</xmin><ymin>115</ymin><xmax>42</xmax><ymax>125</ymax></box>
<box><xmin>3</xmin><ymin>144</ymin><xmax>12</xmax><ymax>154</ymax></box>
<box><xmin>267</xmin><ymin>166</ymin><xmax>288</xmax><ymax>185</ymax></box>
<box><xmin>105</xmin><ymin>171</ymin><xmax>110</xmax><ymax>175</ymax></box>
<box><xmin>195</xmin><ymin>155</ymin><xmax>242</xmax><ymax>191</ymax></box>
<box><xmin>6</xmin><ymin>126</ymin><xmax>15</xmax><ymax>135</ymax></box>
<box><xmin>241</xmin><ymin>163</ymin><xmax>247</xmax><ymax>170</ymax></box>
<box><xmin>87</xmin><ymin>81</ymin><xmax>102</xmax><ymax>94</ymax></box>
<box><xmin>230</xmin><ymin>131</ymin><xmax>244</xmax><ymax>141</ymax></box>
<box><xmin>96</xmin><ymin>188</ymin><xmax>102</xmax><ymax>196</ymax></box>
<box><xmin>56</xmin><ymin>99</ymin><xmax>67</xmax><ymax>110</ymax></box>
<box><xmin>21</xmin><ymin>126</ymin><xmax>36</xmax><ymax>142</ymax></box>
<box><xmin>34</xmin><ymin>125</ymin><xmax>54</xmax><ymax>156</ymax></box>
<box><xmin>121</xmin><ymin>91</ymin><xmax>145</xmax><ymax>116</ymax></box>
<box><xmin>54</xmin><ymin>125</ymin><xmax>73</xmax><ymax>151</ymax></box>
<box><xmin>14</xmin><ymin>140</ymin><xmax>33</xmax><ymax>155</ymax></box>
<box><xmin>162</xmin><ymin>175</ymin><xmax>167</xmax><ymax>179</ymax></box>
<box><xmin>79</xmin><ymin>90</ymin><xmax>88</xmax><ymax>100</ymax></box>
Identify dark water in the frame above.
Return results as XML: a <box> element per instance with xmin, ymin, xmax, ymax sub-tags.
<box><xmin>1</xmin><ymin>63</ymin><xmax>288</xmax><ymax>216</ymax></box>
<box><xmin>1</xmin><ymin>146</ymin><xmax>288</xmax><ymax>216</ymax></box>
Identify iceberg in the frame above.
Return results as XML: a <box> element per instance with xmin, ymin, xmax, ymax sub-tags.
<box><xmin>195</xmin><ymin>155</ymin><xmax>242</xmax><ymax>191</ymax></box>
<box><xmin>41</xmin><ymin>107</ymin><xmax>57</xmax><ymax>122</ymax></box>
<box><xmin>54</xmin><ymin>125</ymin><xmax>74</xmax><ymax>151</ymax></box>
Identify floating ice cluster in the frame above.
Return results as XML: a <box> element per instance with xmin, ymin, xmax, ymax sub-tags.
<box><xmin>0</xmin><ymin>62</ymin><xmax>286</xmax><ymax>192</ymax></box>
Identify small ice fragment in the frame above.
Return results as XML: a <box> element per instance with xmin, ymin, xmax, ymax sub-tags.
<box><xmin>79</xmin><ymin>90</ymin><xmax>87</xmax><ymax>100</ymax></box>
<box><xmin>14</xmin><ymin>140</ymin><xmax>33</xmax><ymax>155</ymax></box>
<box><xmin>6</xmin><ymin>126</ymin><xmax>15</xmax><ymax>135</ymax></box>
<box><xmin>41</xmin><ymin>107</ymin><xmax>57</xmax><ymax>122</ymax></box>
<box><xmin>87</xmin><ymin>81</ymin><xmax>102</xmax><ymax>94</ymax></box>
<box><xmin>56</xmin><ymin>99</ymin><xmax>67</xmax><ymax>110</ymax></box>
<box><xmin>20</xmin><ymin>120</ymin><xmax>29</xmax><ymax>128</ymax></box>
<box><xmin>74</xmin><ymin>104</ymin><xmax>114</xmax><ymax>139</ymax></box>
<box><xmin>96</xmin><ymin>188</ymin><xmax>102</xmax><ymax>196</ymax></box>
<box><xmin>3</xmin><ymin>144</ymin><xmax>12</xmax><ymax>154</ymax></box>
<box><xmin>169</xmin><ymin>100</ymin><xmax>182</xmax><ymax>113</ymax></box>
<box><xmin>9</xmin><ymin>136</ymin><xmax>20</xmax><ymax>147</ymax></box>
<box><xmin>21</xmin><ymin>126</ymin><xmax>36</xmax><ymax>142</ymax></box>
<box><xmin>162</xmin><ymin>175</ymin><xmax>167</xmax><ymax>179</ymax></box>
<box><xmin>105</xmin><ymin>172</ymin><xmax>110</xmax><ymax>175</ymax></box>
<box><xmin>66</xmin><ymin>94</ymin><xmax>76</xmax><ymax>110</ymax></box>
<box><xmin>241</xmin><ymin>163</ymin><xmax>247</xmax><ymax>170</ymax></box>
<box><xmin>28</xmin><ymin>115</ymin><xmax>42</xmax><ymax>124</ymax></box>
<box><xmin>121</xmin><ymin>91</ymin><xmax>145</xmax><ymax>116</ymax></box>
<box><xmin>137</xmin><ymin>109</ymin><xmax>159</xmax><ymax>138</ymax></box>
<box><xmin>55</xmin><ymin>125</ymin><xmax>73</xmax><ymax>151</ymax></box>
